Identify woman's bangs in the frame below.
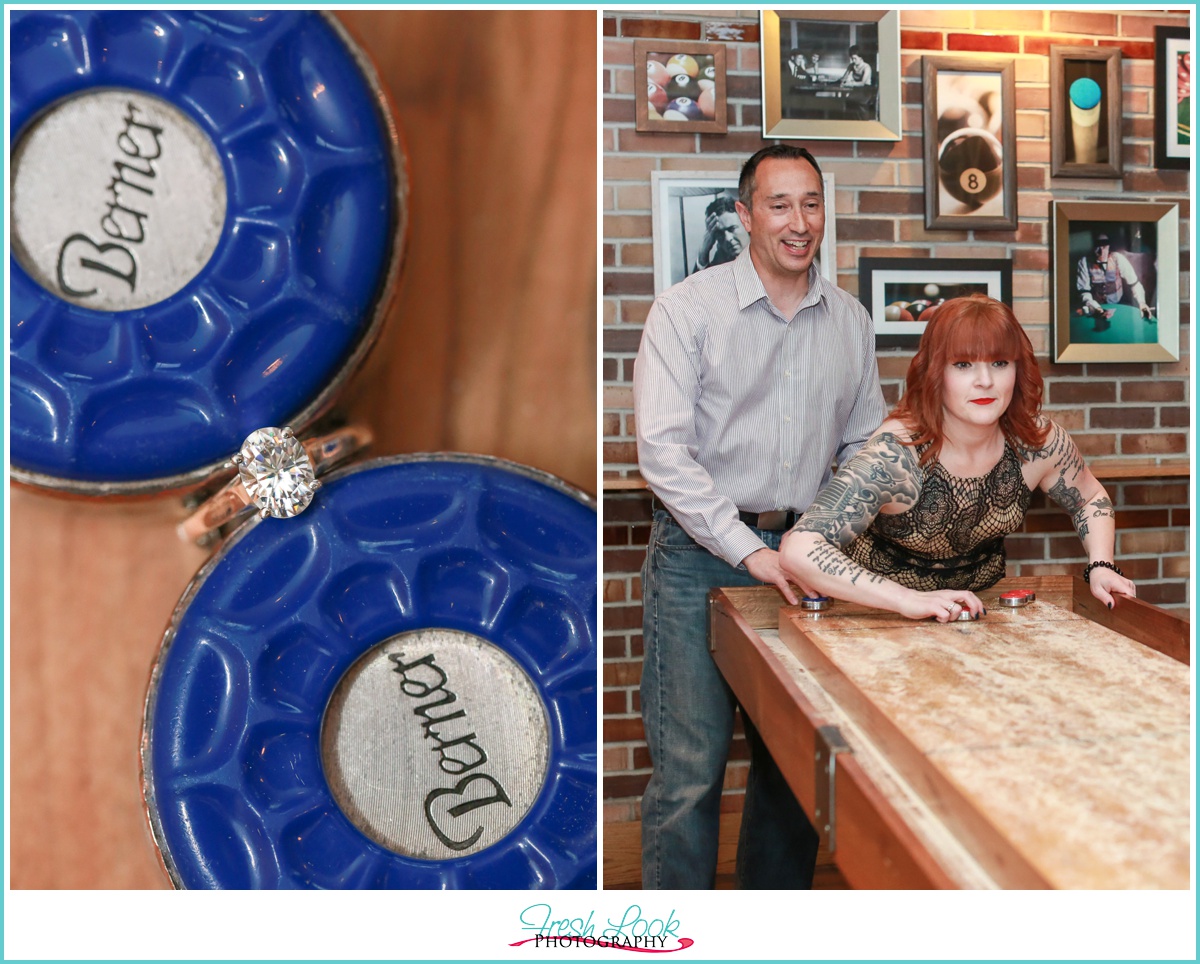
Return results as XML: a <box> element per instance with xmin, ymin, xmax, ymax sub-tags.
<box><xmin>940</xmin><ymin>309</ymin><xmax>1021</xmax><ymax>362</ymax></box>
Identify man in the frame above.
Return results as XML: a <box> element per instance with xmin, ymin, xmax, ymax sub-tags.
<box><xmin>839</xmin><ymin>46</ymin><xmax>873</xmax><ymax>88</ymax></box>
<box><xmin>1076</xmin><ymin>232</ymin><xmax>1154</xmax><ymax>319</ymax></box>
<box><xmin>839</xmin><ymin>46</ymin><xmax>875</xmax><ymax>120</ymax></box>
<box><xmin>691</xmin><ymin>194</ymin><xmax>745</xmax><ymax>273</ymax></box>
<box><xmin>634</xmin><ymin>144</ymin><xmax>887</xmax><ymax>889</ymax></box>
<box><xmin>786</xmin><ymin>50</ymin><xmax>812</xmax><ymax>80</ymax></box>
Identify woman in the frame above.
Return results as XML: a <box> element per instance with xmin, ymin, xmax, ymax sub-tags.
<box><xmin>780</xmin><ymin>295</ymin><xmax>1136</xmax><ymax>622</ymax></box>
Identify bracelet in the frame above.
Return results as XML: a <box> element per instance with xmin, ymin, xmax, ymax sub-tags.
<box><xmin>1083</xmin><ymin>560</ymin><xmax>1123</xmax><ymax>584</ymax></box>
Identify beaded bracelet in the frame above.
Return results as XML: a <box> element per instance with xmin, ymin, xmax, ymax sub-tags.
<box><xmin>1083</xmin><ymin>560</ymin><xmax>1124</xmax><ymax>583</ymax></box>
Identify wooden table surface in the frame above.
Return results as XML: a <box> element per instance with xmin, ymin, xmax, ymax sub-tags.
<box><xmin>781</xmin><ymin>598</ymin><xmax>1190</xmax><ymax>889</ymax></box>
<box><xmin>8</xmin><ymin>10</ymin><xmax>597</xmax><ymax>889</ymax></box>
<box><xmin>711</xmin><ymin>579</ymin><xmax>1190</xmax><ymax>890</ymax></box>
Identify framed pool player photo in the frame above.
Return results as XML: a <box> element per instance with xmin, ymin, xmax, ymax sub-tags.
<box><xmin>859</xmin><ymin>257</ymin><xmax>1013</xmax><ymax>349</ymax></box>
<box><xmin>1154</xmin><ymin>26</ymin><xmax>1190</xmax><ymax>170</ymax></box>
<box><xmin>922</xmin><ymin>56</ymin><xmax>1017</xmax><ymax>231</ymax></box>
<box><xmin>634</xmin><ymin>40</ymin><xmax>727</xmax><ymax>134</ymax></box>
<box><xmin>759</xmin><ymin>9</ymin><xmax>902</xmax><ymax>141</ymax></box>
<box><xmin>1049</xmin><ymin>46</ymin><xmax>1122</xmax><ymax>178</ymax></box>
<box><xmin>1051</xmin><ymin>200</ymin><xmax>1180</xmax><ymax>364</ymax></box>
<box><xmin>651</xmin><ymin>171</ymin><xmax>838</xmax><ymax>293</ymax></box>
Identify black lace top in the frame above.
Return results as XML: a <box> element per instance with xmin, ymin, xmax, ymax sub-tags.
<box><xmin>843</xmin><ymin>440</ymin><xmax>1033</xmax><ymax>591</ymax></box>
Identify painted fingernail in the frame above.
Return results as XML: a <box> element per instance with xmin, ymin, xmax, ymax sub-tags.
<box><xmin>1107</xmin><ymin>601</ymin><xmax>1113</xmax><ymax>610</ymax></box>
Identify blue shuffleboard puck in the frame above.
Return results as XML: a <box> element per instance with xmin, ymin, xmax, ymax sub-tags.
<box><xmin>141</xmin><ymin>455</ymin><xmax>597</xmax><ymax>889</ymax></box>
<box><xmin>9</xmin><ymin>10</ymin><xmax>406</xmax><ymax>495</ymax></box>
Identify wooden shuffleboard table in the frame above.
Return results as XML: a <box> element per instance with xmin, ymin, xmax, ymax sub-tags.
<box><xmin>709</xmin><ymin>576</ymin><xmax>1190</xmax><ymax>889</ymax></box>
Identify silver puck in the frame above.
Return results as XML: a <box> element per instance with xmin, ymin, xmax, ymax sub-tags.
<box><xmin>999</xmin><ymin>591</ymin><xmax>1032</xmax><ymax>608</ymax></box>
<box><xmin>800</xmin><ymin>596</ymin><xmax>832</xmax><ymax>611</ymax></box>
<box><xmin>11</xmin><ymin>88</ymin><xmax>227</xmax><ymax>311</ymax></box>
<box><xmin>955</xmin><ymin>608</ymin><xmax>976</xmax><ymax>621</ymax></box>
<box><xmin>321</xmin><ymin>628</ymin><xmax>549</xmax><ymax>860</ymax></box>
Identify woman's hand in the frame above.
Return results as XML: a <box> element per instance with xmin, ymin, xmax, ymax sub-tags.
<box><xmin>897</xmin><ymin>589</ymin><xmax>986</xmax><ymax>623</ymax></box>
<box><xmin>1087</xmin><ymin>566</ymin><xmax>1137</xmax><ymax>609</ymax></box>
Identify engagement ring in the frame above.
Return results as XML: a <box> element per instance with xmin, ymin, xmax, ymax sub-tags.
<box><xmin>178</xmin><ymin>424</ymin><xmax>372</xmax><ymax>544</ymax></box>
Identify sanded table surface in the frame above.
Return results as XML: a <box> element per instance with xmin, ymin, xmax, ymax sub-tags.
<box><xmin>779</xmin><ymin>593</ymin><xmax>1190</xmax><ymax>890</ymax></box>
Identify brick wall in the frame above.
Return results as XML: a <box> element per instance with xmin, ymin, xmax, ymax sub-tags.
<box><xmin>602</xmin><ymin>10</ymin><xmax>1191</xmax><ymax>836</ymax></box>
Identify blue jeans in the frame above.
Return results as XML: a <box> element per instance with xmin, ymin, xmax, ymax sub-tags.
<box><xmin>640</xmin><ymin>510</ymin><xmax>818</xmax><ymax>889</ymax></box>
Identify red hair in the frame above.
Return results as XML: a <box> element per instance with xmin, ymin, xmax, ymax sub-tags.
<box><xmin>890</xmin><ymin>295</ymin><xmax>1048</xmax><ymax>464</ymax></box>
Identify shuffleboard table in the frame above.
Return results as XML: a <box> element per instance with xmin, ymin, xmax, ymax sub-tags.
<box><xmin>709</xmin><ymin>576</ymin><xmax>1190</xmax><ymax>889</ymax></box>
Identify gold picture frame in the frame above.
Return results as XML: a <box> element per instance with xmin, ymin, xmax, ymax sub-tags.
<box><xmin>1052</xmin><ymin>200</ymin><xmax>1180</xmax><ymax>363</ymax></box>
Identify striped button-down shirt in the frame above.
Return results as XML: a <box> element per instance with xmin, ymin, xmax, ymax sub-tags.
<box><xmin>634</xmin><ymin>249</ymin><xmax>887</xmax><ymax>567</ymax></box>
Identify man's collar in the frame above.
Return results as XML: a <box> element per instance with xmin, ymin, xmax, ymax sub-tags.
<box><xmin>733</xmin><ymin>248</ymin><xmax>826</xmax><ymax>313</ymax></box>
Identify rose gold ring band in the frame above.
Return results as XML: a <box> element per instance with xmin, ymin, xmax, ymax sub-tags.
<box><xmin>177</xmin><ymin>424</ymin><xmax>373</xmax><ymax>544</ymax></box>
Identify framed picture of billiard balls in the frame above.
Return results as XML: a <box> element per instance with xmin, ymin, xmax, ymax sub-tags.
<box><xmin>1051</xmin><ymin>200</ymin><xmax>1180</xmax><ymax>364</ymax></box>
<box><xmin>858</xmin><ymin>257</ymin><xmax>1013</xmax><ymax>350</ymax></box>
<box><xmin>650</xmin><ymin>171</ymin><xmax>838</xmax><ymax>294</ymax></box>
<box><xmin>1154</xmin><ymin>26</ymin><xmax>1190</xmax><ymax>170</ymax></box>
<box><xmin>1050</xmin><ymin>46</ymin><xmax>1122</xmax><ymax>179</ymax></box>
<box><xmin>922</xmin><ymin>56</ymin><xmax>1017</xmax><ymax>231</ymax></box>
<box><xmin>634</xmin><ymin>40</ymin><xmax>727</xmax><ymax>134</ymax></box>
<box><xmin>759</xmin><ymin>9</ymin><xmax>902</xmax><ymax>141</ymax></box>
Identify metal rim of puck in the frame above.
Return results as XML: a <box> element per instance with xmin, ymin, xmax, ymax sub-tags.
<box><xmin>999</xmin><ymin>590</ymin><xmax>1034</xmax><ymax>608</ymax></box>
<box><xmin>9</xmin><ymin>10</ymin><xmax>408</xmax><ymax>496</ymax></box>
<box><xmin>799</xmin><ymin>595</ymin><xmax>832</xmax><ymax>611</ymax></box>
<box><xmin>140</xmin><ymin>453</ymin><xmax>597</xmax><ymax>889</ymax></box>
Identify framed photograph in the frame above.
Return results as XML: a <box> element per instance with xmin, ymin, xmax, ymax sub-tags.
<box><xmin>1154</xmin><ymin>26</ymin><xmax>1190</xmax><ymax>170</ymax></box>
<box><xmin>1050</xmin><ymin>46</ymin><xmax>1122</xmax><ymax>178</ymax></box>
<box><xmin>650</xmin><ymin>170</ymin><xmax>837</xmax><ymax>294</ymax></box>
<box><xmin>859</xmin><ymin>257</ymin><xmax>1013</xmax><ymax>349</ymax></box>
<box><xmin>1052</xmin><ymin>200</ymin><xmax>1180</xmax><ymax>363</ymax></box>
<box><xmin>634</xmin><ymin>40</ymin><xmax>727</xmax><ymax>134</ymax></box>
<box><xmin>759</xmin><ymin>9</ymin><xmax>901</xmax><ymax>141</ymax></box>
<box><xmin>922</xmin><ymin>57</ymin><xmax>1017</xmax><ymax>231</ymax></box>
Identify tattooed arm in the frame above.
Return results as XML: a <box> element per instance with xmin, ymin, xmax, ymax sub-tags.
<box><xmin>1022</xmin><ymin>419</ymin><xmax>1136</xmax><ymax>606</ymax></box>
<box><xmin>779</xmin><ymin>428</ymin><xmax>984</xmax><ymax>621</ymax></box>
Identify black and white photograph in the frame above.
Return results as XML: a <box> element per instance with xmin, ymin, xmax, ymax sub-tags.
<box><xmin>922</xmin><ymin>56</ymin><xmax>1017</xmax><ymax>230</ymax></box>
<box><xmin>761</xmin><ymin>9</ymin><xmax>901</xmax><ymax>140</ymax></box>
<box><xmin>859</xmin><ymin>257</ymin><xmax>1013</xmax><ymax>348</ymax></box>
<box><xmin>651</xmin><ymin>171</ymin><xmax>837</xmax><ymax>293</ymax></box>
<box><xmin>1050</xmin><ymin>46</ymin><xmax>1122</xmax><ymax>178</ymax></box>
<box><xmin>1052</xmin><ymin>200</ymin><xmax>1180</xmax><ymax>362</ymax></box>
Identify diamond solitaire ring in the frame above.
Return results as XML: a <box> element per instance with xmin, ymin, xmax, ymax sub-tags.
<box><xmin>178</xmin><ymin>424</ymin><xmax>372</xmax><ymax>544</ymax></box>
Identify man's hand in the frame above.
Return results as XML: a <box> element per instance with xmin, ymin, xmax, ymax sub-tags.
<box><xmin>1138</xmin><ymin>301</ymin><xmax>1154</xmax><ymax>320</ymax></box>
<box><xmin>695</xmin><ymin>212</ymin><xmax>722</xmax><ymax>268</ymax></box>
<box><xmin>742</xmin><ymin>547</ymin><xmax>806</xmax><ymax>605</ymax></box>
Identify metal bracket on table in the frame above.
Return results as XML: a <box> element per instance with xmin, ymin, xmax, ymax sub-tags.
<box><xmin>813</xmin><ymin>724</ymin><xmax>851</xmax><ymax>853</ymax></box>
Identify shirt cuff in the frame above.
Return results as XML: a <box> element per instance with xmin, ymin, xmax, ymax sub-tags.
<box><xmin>725</xmin><ymin>527</ymin><xmax>770</xmax><ymax>570</ymax></box>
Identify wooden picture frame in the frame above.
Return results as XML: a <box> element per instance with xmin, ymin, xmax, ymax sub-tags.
<box><xmin>1154</xmin><ymin>26</ymin><xmax>1191</xmax><ymax>170</ymax></box>
<box><xmin>650</xmin><ymin>170</ymin><xmax>837</xmax><ymax>294</ymax></box>
<box><xmin>634</xmin><ymin>39</ymin><xmax>727</xmax><ymax>134</ymax></box>
<box><xmin>922</xmin><ymin>56</ymin><xmax>1017</xmax><ymax>231</ymax></box>
<box><xmin>1050</xmin><ymin>46</ymin><xmax>1122</xmax><ymax>178</ymax></box>
<box><xmin>858</xmin><ymin>257</ymin><xmax>1013</xmax><ymax>349</ymax></box>
<box><xmin>1051</xmin><ymin>200</ymin><xmax>1180</xmax><ymax>363</ymax></box>
<box><xmin>760</xmin><ymin>9</ymin><xmax>902</xmax><ymax>141</ymax></box>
